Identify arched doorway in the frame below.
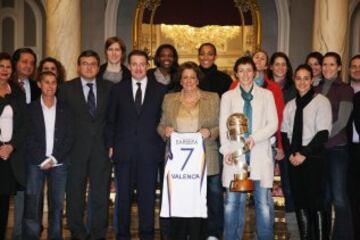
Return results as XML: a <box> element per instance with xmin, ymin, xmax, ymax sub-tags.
<box><xmin>132</xmin><ymin>0</ymin><xmax>262</xmax><ymax>71</ymax></box>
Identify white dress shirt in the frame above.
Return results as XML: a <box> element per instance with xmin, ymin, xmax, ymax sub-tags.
<box><xmin>20</xmin><ymin>78</ymin><xmax>31</xmax><ymax>104</ymax></box>
<box><xmin>0</xmin><ymin>105</ymin><xmax>13</xmax><ymax>142</ymax></box>
<box><xmin>351</xmin><ymin>83</ymin><xmax>360</xmax><ymax>143</ymax></box>
<box><xmin>41</xmin><ymin>96</ymin><xmax>57</xmax><ymax>163</ymax></box>
<box><xmin>132</xmin><ymin>77</ymin><xmax>148</xmax><ymax>104</ymax></box>
<box><xmin>81</xmin><ymin>78</ymin><xmax>97</xmax><ymax>105</ymax></box>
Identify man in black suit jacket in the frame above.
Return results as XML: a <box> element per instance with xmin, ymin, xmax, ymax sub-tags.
<box><xmin>11</xmin><ymin>47</ymin><xmax>41</xmax><ymax>240</ymax></box>
<box><xmin>106</xmin><ymin>50</ymin><xmax>167</xmax><ymax>240</ymax></box>
<box><xmin>23</xmin><ymin>71</ymin><xmax>74</xmax><ymax>239</ymax></box>
<box><xmin>13</xmin><ymin>48</ymin><xmax>41</xmax><ymax>103</ymax></box>
<box><xmin>349</xmin><ymin>54</ymin><xmax>360</xmax><ymax>240</ymax></box>
<box><xmin>59</xmin><ymin>50</ymin><xmax>113</xmax><ymax>240</ymax></box>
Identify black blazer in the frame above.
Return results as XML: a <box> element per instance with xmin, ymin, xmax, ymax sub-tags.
<box><xmin>29</xmin><ymin>79</ymin><xmax>41</xmax><ymax>102</ymax></box>
<box><xmin>26</xmin><ymin>99</ymin><xmax>74</xmax><ymax>165</ymax></box>
<box><xmin>105</xmin><ymin>76</ymin><xmax>167</xmax><ymax>164</ymax></box>
<box><xmin>147</xmin><ymin>68</ymin><xmax>181</xmax><ymax>92</ymax></box>
<box><xmin>58</xmin><ymin>77</ymin><xmax>113</xmax><ymax>163</ymax></box>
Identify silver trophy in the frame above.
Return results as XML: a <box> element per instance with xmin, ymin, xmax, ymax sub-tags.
<box><xmin>226</xmin><ymin>113</ymin><xmax>254</xmax><ymax>192</ymax></box>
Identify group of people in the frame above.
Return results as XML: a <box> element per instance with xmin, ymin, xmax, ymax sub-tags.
<box><xmin>0</xmin><ymin>35</ymin><xmax>359</xmax><ymax>240</ymax></box>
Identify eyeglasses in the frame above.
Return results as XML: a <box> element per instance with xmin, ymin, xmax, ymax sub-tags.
<box><xmin>80</xmin><ymin>62</ymin><xmax>98</xmax><ymax>68</ymax></box>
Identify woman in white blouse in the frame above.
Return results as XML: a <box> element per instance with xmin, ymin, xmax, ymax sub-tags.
<box><xmin>281</xmin><ymin>64</ymin><xmax>332</xmax><ymax>239</ymax></box>
<box><xmin>0</xmin><ymin>52</ymin><xmax>26</xmax><ymax>239</ymax></box>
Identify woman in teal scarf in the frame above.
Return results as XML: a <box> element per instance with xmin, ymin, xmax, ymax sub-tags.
<box><xmin>220</xmin><ymin>56</ymin><xmax>278</xmax><ymax>240</ymax></box>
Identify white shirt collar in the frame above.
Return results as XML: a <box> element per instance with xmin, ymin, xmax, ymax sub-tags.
<box><xmin>81</xmin><ymin>77</ymin><xmax>96</xmax><ymax>88</ymax></box>
<box><xmin>40</xmin><ymin>96</ymin><xmax>57</xmax><ymax>110</ymax></box>
<box><xmin>131</xmin><ymin>76</ymin><xmax>148</xmax><ymax>85</ymax></box>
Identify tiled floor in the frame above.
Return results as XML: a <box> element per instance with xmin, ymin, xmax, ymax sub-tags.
<box><xmin>5</xmin><ymin>197</ymin><xmax>289</xmax><ymax>240</ymax></box>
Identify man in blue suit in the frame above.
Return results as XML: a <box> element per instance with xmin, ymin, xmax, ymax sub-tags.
<box><xmin>106</xmin><ymin>50</ymin><xmax>167</xmax><ymax>240</ymax></box>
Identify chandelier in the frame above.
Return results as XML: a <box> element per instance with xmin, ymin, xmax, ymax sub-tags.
<box><xmin>160</xmin><ymin>24</ymin><xmax>241</xmax><ymax>52</ymax></box>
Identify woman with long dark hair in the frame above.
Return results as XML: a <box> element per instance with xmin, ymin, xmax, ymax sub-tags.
<box><xmin>305</xmin><ymin>52</ymin><xmax>323</xmax><ymax>87</ymax></box>
<box><xmin>315</xmin><ymin>52</ymin><xmax>354</xmax><ymax>239</ymax></box>
<box><xmin>282</xmin><ymin>64</ymin><xmax>332</xmax><ymax>239</ymax></box>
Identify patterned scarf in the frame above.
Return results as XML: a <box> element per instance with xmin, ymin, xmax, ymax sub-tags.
<box><xmin>240</xmin><ymin>84</ymin><xmax>254</xmax><ymax>163</ymax></box>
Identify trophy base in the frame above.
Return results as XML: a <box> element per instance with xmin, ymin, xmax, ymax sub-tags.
<box><xmin>230</xmin><ymin>179</ymin><xmax>254</xmax><ymax>192</ymax></box>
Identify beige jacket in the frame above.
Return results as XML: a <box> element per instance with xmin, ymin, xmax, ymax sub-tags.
<box><xmin>157</xmin><ymin>90</ymin><xmax>220</xmax><ymax>175</ymax></box>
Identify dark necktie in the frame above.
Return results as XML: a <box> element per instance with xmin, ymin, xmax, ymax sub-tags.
<box><xmin>87</xmin><ymin>83</ymin><xmax>96</xmax><ymax>119</ymax></box>
<box><xmin>135</xmin><ymin>82</ymin><xmax>142</xmax><ymax>113</ymax></box>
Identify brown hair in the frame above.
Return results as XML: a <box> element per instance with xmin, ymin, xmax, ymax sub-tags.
<box><xmin>104</xmin><ymin>36</ymin><xmax>127</xmax><ymax>64</ymax></box>
<box><xmin>37</xmin><ymin>57</ymin><xmax>66</xmax><ymax>84</ymax></box>
<box><xmin>176</xmin><ymin>61</ymin><xmax>204</xmax><ymax>87</ymax></box>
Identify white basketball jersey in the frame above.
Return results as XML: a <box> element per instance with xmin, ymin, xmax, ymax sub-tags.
<box><xmin>160</xmin><ymin>132</ymin><xmax>207</xmax><ymax>218</ymax></box>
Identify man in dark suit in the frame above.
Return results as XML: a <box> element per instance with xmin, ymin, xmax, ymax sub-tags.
<box><xmin>349</xmin><ymin>54</ymin><xmax>360</xmax><ymax>240</ymax></box>
<box><xmin>13</xmin><ymin>48</ymin><xmax>41</xmax><ymax>103</ymax></box>
<box><xmin>59</xmin><ymin>50</ymin><xmax>113</xmax><ymax>240</ymax></box>
<box><xmin>106</xmin><ymin>50</ymin><xmax>167</xmax><ymax>240</ymax></box>
<box><xmin>23</xmin><ymin>71</ymin><xmax>74</xmax><ymax>239</ymax></box>
<box><xmin>11</xmin><ymin>47</ymin><xmax>41</xmax><ymax>240</ymax></box>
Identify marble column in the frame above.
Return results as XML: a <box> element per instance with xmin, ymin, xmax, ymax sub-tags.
<box><xmin>46</xmin><ymin>0</ymin><xmax>81</xmax><ymax>80</ymax></box>
<box><xmin>312</xmin><ymin>0</ymin><xmax>350</xmax><ymax>80</ymax></box>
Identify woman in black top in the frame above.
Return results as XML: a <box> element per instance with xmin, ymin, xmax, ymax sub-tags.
<box><xmin>282</xmin><ymin>64</ymin><xmax>332</xmax><ymax>239</ymax></box>
<box><xmin>198</xmin><ymin>42</ymin><xmax>233</xmax><ymax>98</ymax></box>
<box><xmin>0</xmin><ymin>52</ymin><xmax>26</xmax><ymax>239</ymax></box>
<box><xmin>147</xmin><ymin>43</ymin><xmax>180</xmax><ymax>92</ymax></box>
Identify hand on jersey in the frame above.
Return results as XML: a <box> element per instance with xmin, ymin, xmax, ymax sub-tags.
<box><xmin>165</xmin><ymin>127</ymin><xmax>175</xmax><ymax>137</ymax></box>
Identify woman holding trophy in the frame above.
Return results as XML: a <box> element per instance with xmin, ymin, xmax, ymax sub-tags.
<box><xmin>282</xmin><ymin>64</ymin><xmax>332</xmax><ymax>239</ymax></box>
<box><xmin>158</xmin><ymin>61</ymin><xmax>220</xmax><ymax>240</ymax></box>
<box><xmin>219</xmin><ymin>56</ymin><xmax>278</xmax><ymax>240</ymax></box>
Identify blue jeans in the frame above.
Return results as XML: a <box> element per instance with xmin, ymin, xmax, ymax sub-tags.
<box><xmin>12</xmin><ymin>191</ymin><xmax>24</xmax><ymax>240</ymax></box>
<box><xmin>325</xmin><ymin>146</ymin><xmax>353</xmax><ymax>239</ymax></box>
<box><xmin>23</xmin><ymin>164</ymin><xmax>67</xmax><ymax>239</ymax></box>
<box><xmin>224</xmin><ymin>181</ymin><xmax>274</xmax><ymax>240</ymax></box>
<box><xmin>207</xmin><ymin>174</ymin><xmax>224</xmax><ymax>238</ymax></box>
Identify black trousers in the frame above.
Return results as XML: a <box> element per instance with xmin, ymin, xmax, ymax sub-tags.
<box><xmin>170</xmin><ymin>218</ymin><xmax>205</xmax><ymax>240</ymax></box>
<box><xmin>349</xmin><ymin>143</ymin><xmax>360</xmax><ymax>240</ymax></box>
<box><xmin>66</xmin><ymin>148</ymin><xmax>111</xmax><ymax>239</ymax></box>
<box><xmin>0</xmin><ymin>194</ymin><xmax>10</xmax><ymax>240</ymax></box>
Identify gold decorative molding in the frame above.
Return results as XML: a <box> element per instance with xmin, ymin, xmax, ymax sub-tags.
<box><xmin>133</xmin><ymin>0</ymin><xmax>262</xmax><ymax>67</ymax></box>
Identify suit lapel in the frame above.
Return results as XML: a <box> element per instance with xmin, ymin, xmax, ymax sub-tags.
<box><xmin>54</xmin><ymin>101</ymin><xmax>64</xmax><ymax>139</ymax></box>
<box><xmin>125</xmin><ymin>79</ymin><xmax>137</xmax><ymax>112</ymax></box>
<box><xmin>169</xmin><ymin>93</ymin><xmax>181</xmax><ymax>129</ymax></box>
<box><xmin>74</xmin><ymin>78</ymin><xmax>92</xmax><ymax>120</ymax></box>
<box><xmin>34</xmin><ymin>100</ymin><xmax>46</xmax><ymax>147</ymax></box>
<box><xmin>139</xmin><ymin>79</ymin><xmax>154</xmax><ymax>115</ymax></box>
<box><xmin>96</xmin><ymin>79</ymin><xmax>105</xmax><ymax>117</ymax></box>
<box><xmin>74</xmin><ymin>78</ymin><xmax>88</xmax><ymax>108</ymax></box>
<box><xmin>198</xmin><ymin>91</ymin><xmax>207</xmax><ymax>129</ymax></box>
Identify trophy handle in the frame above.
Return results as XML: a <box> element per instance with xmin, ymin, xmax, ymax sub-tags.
<box><xmin>229</xmin><ymin>180</ymin><xmax>234</xmax><ymax>190</ymax></box>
